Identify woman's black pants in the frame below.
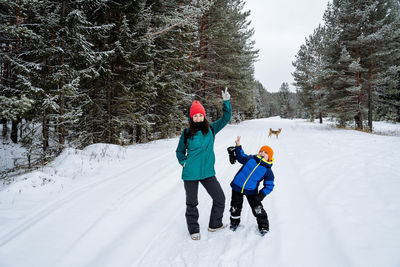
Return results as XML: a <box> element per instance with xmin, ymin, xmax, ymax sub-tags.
<box><xmin>183</xmin><ymin>176</ymin><xmax>225</xmax><ymax>234</ymax></box>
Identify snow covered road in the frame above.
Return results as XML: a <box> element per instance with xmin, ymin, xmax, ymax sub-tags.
<box><xmin>1</xmin><ymin>118</ymin><xmax>400</xmax><ymax>267</ymax></box>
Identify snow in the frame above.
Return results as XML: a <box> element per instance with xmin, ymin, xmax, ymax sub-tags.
<box><xmin>1</xmin><ymin>117</ymin><xmax>400</xmax><ymax>267</ymax></box>
<box><xmin>0</xmin><ymin>141</ymin><xmax>26</xmax><ymax>175</ymax></box>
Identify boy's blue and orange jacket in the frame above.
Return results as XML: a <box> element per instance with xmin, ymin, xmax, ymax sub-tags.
<box><xmin>231</xmin><ymin>145</ymin><xmax>275</xmax><ymax>197</ymax></box>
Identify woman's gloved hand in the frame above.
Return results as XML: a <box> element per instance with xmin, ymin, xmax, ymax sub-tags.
<box><xmin>222</xmin><ymin>87</ymin><xmax>230</xmax><ymax>101</ymax></box>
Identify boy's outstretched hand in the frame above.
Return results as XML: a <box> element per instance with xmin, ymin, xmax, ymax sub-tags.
<box><xmin>235</xmin><ymin>136</ymin><xmax>241</xmax><ymax>146</ymax></box>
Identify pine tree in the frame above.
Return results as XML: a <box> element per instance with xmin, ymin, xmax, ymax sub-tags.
<box><xmin>146</xmin><ymin>0</ymin><xmax>204</xmax><ymax>139</ymax></box>
<box><xmin>251</xmin><ymin>81</ymin><xmax>280</xmax><ymax>118</ymax></box>
<box><xmin>328</xmin><ymin>47</ymin><xmax>363</xmax><ymax>127</ymax></box>
<box><xmin>57</xmin><ymin>1</ymin><xmax>109</xmax><ymax>148</ymax></box>
<box><xmin>293</xmin><ymin>44</ymin><xmax>315</xmax><ymax>120</ymax></box>
<box><xmin>0</xmin><ymin>0</ymin><xmax>36</xmax><ymax>143</ymax></box>
<box><xmin>77</xmin><ymin>0</ymin><xmax>154</xmax><ymax>145</ymax></box>
<box><xmin>194</xmin><ymin>0</ymin><xmax>258</xmax><ymax>120</ymax></box>
<box><xmin>278</xmin><ymin>82</ymin><xmax>292</xmax><ymax>118</ymax></box>
<box><xmin>326</xmin><ymin>0</ymin><xmax>365</xmax><ymax>128</ymax></box>
<box><xmin>361</xmin><ymin>0</ymin><xmax>400</xmax><ymax>124</ymax></box>
<box><xmin>344</xmin><ymin>0</ymin><xmax>400</xmax><ymax>128</ymax></box>
<box><xmin>24</xmin><ymin>0</ymin><xmax>65</xmax><ymax>152</ymax></box>
<box><xmin>252</xmin><ymin>81</ymin><xmax>266</xmax><ymax>118</ymax></box>
<box><xmin>293</xmin><ymin>26</ymin><xmax>327</xmax><ymax>122</ymax></box>
<box><xmin>319</xmin><ymin>0</ymin><xmax>400</xmax><ymax>128</ymax></box>
<box><xmin>307</xmin><ymin>26</ymin><xmax>327</xmax><ymax>123</ymax></box>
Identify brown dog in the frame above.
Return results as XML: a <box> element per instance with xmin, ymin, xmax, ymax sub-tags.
<box><xmin>268</xmin><ymin>128</ymin><xmax>282</xmax><ymax>139</ymax></box>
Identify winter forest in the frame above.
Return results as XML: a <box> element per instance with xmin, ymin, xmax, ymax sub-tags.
<box><xmin>292</xmin><ymin>0</ymin><xmax>400</xmax><ymax>126</ymax></box>
<box><xmin>1</xmin><ymin>0</ymin><xmax>400</xmax><ymax>177</ymax></box>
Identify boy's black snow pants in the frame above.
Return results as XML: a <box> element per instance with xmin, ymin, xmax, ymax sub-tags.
<box><xmin>183</xmin><ymin>176</ymin><xmax>225</xmax><ymax>234</ymax></box>
<box><xmin>230</xmin><ymin>189</ymin><xmax>269</xmax><ymax>231</ymax></box>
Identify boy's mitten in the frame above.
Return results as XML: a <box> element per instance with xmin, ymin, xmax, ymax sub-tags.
<box><xmin>227</xmin><ymin>146</ymin><xmax>236</xmax><ymax>164</ymax></box>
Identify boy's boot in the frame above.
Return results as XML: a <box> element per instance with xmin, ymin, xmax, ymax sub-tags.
<box><xmin>230</xmin><ymin>216</ymin><xmax>240</xmax><ymax>231</ymax></box>
<box><xmin>258</xmin><ymin>225</ymin><xmax>269</xmax><ymax>236</ymax></box>
<box><xmin>230</xmin><ymin>223</ymin><xmax>239</xmax><ymax>231</ymax></box>
<box><xmin>229</xmin><ymin>206</ymin><xmax>241</xmax><ymax>231</ymax></box>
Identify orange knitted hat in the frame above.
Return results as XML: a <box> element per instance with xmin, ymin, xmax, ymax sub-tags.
<box><xmin>259</xmin><ymin>145</ymin><xmax>273</xmax><ymax>161</ymax></box>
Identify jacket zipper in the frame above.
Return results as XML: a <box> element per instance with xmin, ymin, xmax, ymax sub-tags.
<box><xmin>241</xmin><ymin>161</ymin><xmax>261</xmax><ymax>193</ymax></box>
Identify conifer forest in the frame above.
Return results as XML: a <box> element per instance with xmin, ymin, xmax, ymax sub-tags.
<box><xmin>1</xmin><ymin>0</ymin><xmax>399</xmax><ymax>174</ymax></box>
<box><xmin>292</xmin><ymin>0</ymin><xmax>400</xmax><ymax>127</ymax></box>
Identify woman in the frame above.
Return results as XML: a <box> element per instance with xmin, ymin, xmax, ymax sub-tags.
<box><xmin>176</xmin><ymin>89</ymin><xmax>231</xmax><ymax>240</ymax></box>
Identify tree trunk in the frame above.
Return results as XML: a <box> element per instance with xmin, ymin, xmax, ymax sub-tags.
<box><xmin>353</xmin><ymin>11</ymin><xmax>362</xmax><ymax>130</ymax></box>
<box><xmin>58</xmin><ymin>0</ymin><xmax>66</xmax><ymax>151</ymax></box>
<box><xmin>317</xmin><ymin>83</ymin><xmax>322</xmax><ymax>123</ymax></box>
<box><xmin>135</xmin><ymin>124</ymin><xmax>141</xmax><ymax>143</ymax></box>
<box><xmin>59</xmin><ymin>88</ymin><xmax>65</xmax><ymax>149</ymax></box>
<box><xmin>2</xmin><ymin>119</ymin><xmax>8</xmax><ymax>138</ymax></box>
<box><xmin>128</xmin><ymin>126</ymin><xmax>134</xmax><ymax>144</ymax></box>
<box><xmin>198</xmin><ymin>13</ymin><xmax>205</xmax><ymax>97</ymax></box>
<box><xmin>2</xmin><ymin>42</ymin><xmax>10</xmax><ymax>140</ymax></box>
<box><xmin>43</xmin><ymin>111</ymin><xmax>49</xmax><ymax>151</ymax></box>
<box><xmin>20</xmin><ymin>119</ymin><xmax>23</xmax><ymax>138</ymax></box>
<box><xmin>42</xmin><ymin>56</ymin><xmax>49</xmax><ymax>151</ymax></box>
<box><xmin>368</xmin><ymin>48</ymin><xmax>373</xmax><ymax>131</ymax></box>
<box><xmin>354</xmin><ymin>112</ymin><xmax>362</xmax><ymax>130</ymax></box>
<box><xmin>188</xmin><ymin>37</ymin><xmax>193</xmax><ymax>73</ymax></box>
<box><xmin>11</xmin><ymin>120</ymin><xmax>18</xmax><ymax>143</ymax></box>
<box><xmin>106</xmin><ymin>80</ymin><xmax>112</xmax><ymax>143</ymax></box>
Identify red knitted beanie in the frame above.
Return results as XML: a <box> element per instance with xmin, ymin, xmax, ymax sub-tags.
<box><xmin>259</xmin><ymin>145</ymin><xmax>274</xmax><ymax>161</ymax></box>
<box><xmin>190</xmin><ymin>100</ymin><xmax>206</xmax><ymax>118</ymax></box>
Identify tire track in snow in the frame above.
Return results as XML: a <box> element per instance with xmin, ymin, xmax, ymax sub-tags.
<box><xmin>52</xmin><ymin>148</ymin><xmax>183</xmax><ymax>266</ymax></box>
<box><xmin>273</xmin><ymin>127</ymin><xmax>354</xmax><ymax>267</ymax></box>
<box><xmin>77</xmin><ymin>181</ymin><xmax>183</xmax><ymax>267</ymax></box>
<box><xmin>129</xmin><ymin>183</ymin><xmax>186</xmax><ymax>266</ymax></box>
<box><xmin>0</xmin><ymin>150</ymin><xmax>174</xmax><ymax>247</ymax></box>
<box><xmin>0</xmin><ymin>148</ymin><xmax>182</xmax><ymax>267</ymax></box>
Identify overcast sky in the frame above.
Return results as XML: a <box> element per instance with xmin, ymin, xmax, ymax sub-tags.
<box><xmin>243</xmin><ymin>0</ymin><xmax>330</xmax><ymax>92</ymax></box>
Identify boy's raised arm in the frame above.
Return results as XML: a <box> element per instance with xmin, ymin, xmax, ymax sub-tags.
<box><xmin>234</xmin><ymin>136</ymin><xmax>251</xmax><ymax>164</ymax></box>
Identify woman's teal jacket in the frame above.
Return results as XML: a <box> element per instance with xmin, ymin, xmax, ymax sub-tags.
<box><xmin>176</xmin><ymin>100</ymin><xmax>231</xmax><ymax>180</ymax></box>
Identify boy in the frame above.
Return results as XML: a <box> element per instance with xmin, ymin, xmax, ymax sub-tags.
<box><xmin>229</xmin><ymin>136</ymin><xmax>275</xmax><ymax>236</ymax></box>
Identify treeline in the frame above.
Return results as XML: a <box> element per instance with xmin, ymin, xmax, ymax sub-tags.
<box><xmin>293</xmin><ymin>0</ymin><xmax>400</xmax><ymax>128</ymax></box>
<box><xmin>254</xmin><ymin>81</ymin><xmax>299</xmax><ymax>119</ymax></box>
<box><xmin>0</xmin><ymin>0</ymin><xmax>266</xmax><ymax>168</ymax></box>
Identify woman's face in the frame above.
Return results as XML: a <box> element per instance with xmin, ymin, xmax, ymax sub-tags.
<box><xmin>192</xmin><ymin>113</ymin><xmax>205</xmax><ymax>122</ymax></box>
